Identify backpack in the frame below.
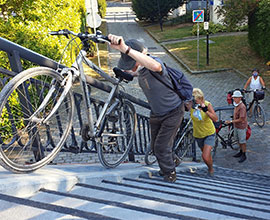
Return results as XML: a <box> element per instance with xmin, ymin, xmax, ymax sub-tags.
<box><xmin>150</xmin><ymin>64</ymin><xmax>193</xmax><ymax>111</ymax></box>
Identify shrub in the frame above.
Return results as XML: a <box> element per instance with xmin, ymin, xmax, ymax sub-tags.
<box><xmin>98</xmin><ymin>0</ymin><xmax>107</xmax><ymax>18</ymax></box>
<box><xmin>248</xmin><ymin>0</ymin><xmax>270</xmax><ymax>61</ymax></box>
<box><xmin>0</xmin><ymin>0</ymin><xmax>87</xmax><ymax>71</ymax></box>
<box><xmin>191</xmin><ymin>22</ymin><xmax>247</xmax><ymax>36</ymax></box>
<box><xmin>191</xmin><ymin>22</ymin><xmax>227</xmax><ymax>35</ymax></box>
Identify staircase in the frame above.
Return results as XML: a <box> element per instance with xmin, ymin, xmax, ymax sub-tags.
<box><xmin>0</xmin><ymin>164</ymin><xmax>270</xmax><ymax>220</ymax></box>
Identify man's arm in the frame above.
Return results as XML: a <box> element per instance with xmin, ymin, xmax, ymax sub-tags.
<box><xmin>108</xmin><ymin>34</ymin><xmax>162</xmax><ymax>73</ymax></box>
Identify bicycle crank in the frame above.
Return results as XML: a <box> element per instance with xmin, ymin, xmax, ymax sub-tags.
<box><xmin>81</xmin><ymin>124</ymin><xmax>91</xmax><ymax>141</ymax></box>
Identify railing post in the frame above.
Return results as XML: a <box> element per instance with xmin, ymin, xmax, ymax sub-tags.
<box><xmin>8</xmin><ymin>50</ymin><xmax>23</xmax><ymax>73</ymax></box>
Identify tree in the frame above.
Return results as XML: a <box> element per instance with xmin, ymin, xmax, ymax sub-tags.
<box><xmin>248</xmin><ymin>0</ymin><xmax>270</xmax><ymax>61</ymax></box>
<box><xmin>216</xmin><ymin>0</ymin><xmax>259</xmax><ymax>31</ymax></box>
<box><xmin>132</xmin><ymin>0</ymin><xmax>186</xmax><ymax>22</ymax></box>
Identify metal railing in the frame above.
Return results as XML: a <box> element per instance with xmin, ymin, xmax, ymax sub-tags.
<box><xmin>0</xmin><ymin>36</ymin><xmax>196</xmax><ymax>162</ymax></box>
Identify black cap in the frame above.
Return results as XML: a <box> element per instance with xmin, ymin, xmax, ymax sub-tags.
<box><xmin>117</xmin><ymin>39</ymin><xmax>144</xmax><ymax>70</ymax></box>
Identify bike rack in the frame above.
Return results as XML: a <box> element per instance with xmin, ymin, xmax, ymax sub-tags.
<box><xmin>214</xmin><ymin>105</ymin><xmax>234</xmax><ymax>120</ymax></box>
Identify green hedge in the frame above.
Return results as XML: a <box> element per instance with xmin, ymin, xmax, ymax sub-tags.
<box><xmin>248</xmin><ymin>0</ymin><xmax>270</xmax><ymax>61</ymax></box>
<box><xmin>0</xmin><ymin>0</ymin><xmax>87</xmax><ymax>71</ymax></box>
<box><xmin>191</xmin><ymin>22</ymin><xmax>248</xmax><ymax>36</ymax></box>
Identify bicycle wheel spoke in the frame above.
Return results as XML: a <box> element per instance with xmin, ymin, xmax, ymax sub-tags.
<box><xmin>0</xmin><ymin>67</ymin><xmax>74</xmax><ymax>173</ymax></box>
<box><xmin>97</xmin><ymin>100</ymin><xmax>136</xmax><ymax>168</ymax></box>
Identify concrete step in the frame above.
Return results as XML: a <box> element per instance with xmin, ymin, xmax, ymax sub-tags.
<box><xmin>0</xmin><ymin>163</ymin><xmax>269</xmax><ymax>220</ymax></box>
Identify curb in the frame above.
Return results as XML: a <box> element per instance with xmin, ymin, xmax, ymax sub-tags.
<box><xmin>0</xmin><ymin>162</ymin><xmax>204</xmax><ymax>198</ymax></box>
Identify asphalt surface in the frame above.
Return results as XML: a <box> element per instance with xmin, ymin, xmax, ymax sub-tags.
<box><xmin>106</xmin><ymin>1</ymin><xmax>270</xmax><ymax>176</ymax></box>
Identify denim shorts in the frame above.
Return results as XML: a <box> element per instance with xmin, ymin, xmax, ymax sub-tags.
<box><xmin>234</xmin><ymin>127</ymin><xmax>246</xmax><ymax>144</ymax></box>
<box><xmin>195</xmin><ymin>134</ymin><xmax>215</xmax><ymax>149</ymax></box>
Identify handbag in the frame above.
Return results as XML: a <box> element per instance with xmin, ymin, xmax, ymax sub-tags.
<box><xmin>246</xmin><ymin>125</ymin><xmax>251</xmax><ymax>140</ymax></box>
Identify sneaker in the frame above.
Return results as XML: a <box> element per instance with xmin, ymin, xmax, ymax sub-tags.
<box><xmin>158</xmin><ymin>170</ymin><xmax>164</xmax><ymax>176</ymax></box>
<box><xmin>238</xmin><ymin>154</ymin><xmax>247</xmax><ymax>163</ymax></box>
<box><xmin>233</xmin><ymin>151</ymin><xmax>242</xmax><ymax>158</ymax></box>
<box><xmin>174</xmin><ymin>155</ymin><xmax>181</xmax><ymax>167</ymax></box>
<box><xmin>163</xmin><ymin>171</ymin><xmax>177</xmax><ymax>183</ymax></box>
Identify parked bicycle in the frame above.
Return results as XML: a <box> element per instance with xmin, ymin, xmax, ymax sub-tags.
<box><xmin>0</xmin><ymin>29</ymin><xmax>137</xmax><ymax>173</ymax></box>
<box><xmin>227</xmin><ymin>88</ymin><xmax>265</xmax><ymax>127</ymax></box>
<box><xmin>212</xmin><ymin>120</ymin><xmax>238</xmax><ymax>160</ymax></box>
<box><xmin>145</xmin><ymin>117</ymin><xmax>194</xmax><ymax>165</ymax></box>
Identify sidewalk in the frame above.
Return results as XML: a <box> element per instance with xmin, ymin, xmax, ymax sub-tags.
<box><xmin>106</xmin><ymin>1</ymin><xmax>270</xmax><ymax>176</ymax></box>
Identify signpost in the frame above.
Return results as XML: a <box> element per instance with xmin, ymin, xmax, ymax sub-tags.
<box><xmin>85</xmin><ymin>0</ymin><xmax>102</xmax><ymax>67</ymax></box>
<box><xmin>193</xmin><ymin>10</ymin><xmax>204</xmax><ymax>69</ymax></box>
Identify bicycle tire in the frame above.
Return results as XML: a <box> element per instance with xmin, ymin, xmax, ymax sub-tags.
<box><xmin>253</xmin><ymin>104</ymin><xmax>265</xmax><ymax>127</ymax></box>
<box><xmin>227</xmin><ymin>128</ymin><xmax>238</xmax><ymax>150</ymax></box>
<box><xmin>0</xmin><ymin>67</ymin><xmax>74</xmax><ymax>173</ymax></box>
<box><xmin>144</xmin><ymin>144</ymin><xmax>157</xmax><ymax>165</ymax></box>
<box><xmin>174</xmin><ymin>127</ymin><xmax>194</xmax><ymax>161</ymax></box>
<box><xmin>211</xmin><ymin>135</ymin><xmax>219</xmax><ymax>160</ymax></box>
<box><xmin>97</xmin><ymin>100</ymin><xmax>136</xmax><ymax>168</ymax></box>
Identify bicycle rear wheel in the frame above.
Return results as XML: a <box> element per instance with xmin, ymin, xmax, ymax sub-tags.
<box><xmin>144</xmin><ymin>144</ymin><xmax>157</xmax><ymax>165</ymax></box>
<box><xmin>97</xmin><ymin>100</ymin><xmax>136</xmax><ymax>168</ymax></box>
<box><xmin>0</xmin><ymin>67</ymin><xmax>74</xmax><ymax>173</ymax></box>
<box><xmin>253</xmin><ymin>104</ymin><xmax>265</xmax><ymax>127</ymax></box>
<box><xmin>212</xmin><ymin>135</ymin><xmax>219</xmax><ymax>160</ymax></box>
<box><xmin>174</xmin><ymin>126</ymin><xmax>194</xmax><ymax>162</ymax></box>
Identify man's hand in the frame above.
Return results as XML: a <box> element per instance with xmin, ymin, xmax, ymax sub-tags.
<box><xmin>225</xmin><ymin>120</ymin><xmax>232</xmax><ymax>124</ymax></box>
<box><xmin>108</xmin><ymin>34</ymin><xmax>127</xmax><ymax>53</ymax></box>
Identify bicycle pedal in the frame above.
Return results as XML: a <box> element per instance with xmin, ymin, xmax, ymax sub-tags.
<box><xmin>81</xmin><ymin>124</ymin><xmax>91</xmax><ymax>141</ymax></box>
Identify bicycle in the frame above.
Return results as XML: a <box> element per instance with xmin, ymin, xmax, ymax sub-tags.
<box><xmin>144</xmin><ymin>117</ymin><xmax>194</xmax><ymax>165</ymax></box>
<box><xmin>242</xmin><ymin>89</ymin><xmax>265</xmax><ymax>127</ymax></box>
<box><xmin>0</xmin><ymin>29</ymin><xmax>137</xmax><ymax>173</ymax></box>
<box><xmin>227</xmin><ymin>88</ymin><xmax>266</xmax><ymax>127</ymax></box>
<box><xmin>212</xmin><ymin>120</ymin><xmax>238</xmax><ymax>160</ymax></box>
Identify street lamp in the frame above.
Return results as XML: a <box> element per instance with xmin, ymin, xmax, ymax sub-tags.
<box><xmin>157</xmin><ymin>0</ymin><xmax>163</xmax><ymax>32</ymax></box>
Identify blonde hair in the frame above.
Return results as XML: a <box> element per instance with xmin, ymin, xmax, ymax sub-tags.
<box><xmin>192</xmin><ymin>88</ymin><xmax>204</xmax><ymax>101</ymax></box>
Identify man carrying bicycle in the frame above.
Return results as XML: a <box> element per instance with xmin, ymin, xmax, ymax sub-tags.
<box><xmin>108</xmin><ymin>34</ymin><xmax>185</xmax><ymax>183</ymax></box>
<box><xmin>225</xmin><ymin>90</ymin><xmax>248</xmax><ymax>163</ymax></box>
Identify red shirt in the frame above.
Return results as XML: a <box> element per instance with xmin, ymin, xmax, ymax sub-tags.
<box><xmin>234</xmin><ymin>102</ymin><xmax>247</xmax><ymax>129</ymax></box>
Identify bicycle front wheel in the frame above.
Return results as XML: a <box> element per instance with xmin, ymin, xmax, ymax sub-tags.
<box><xmin>97</xmin><ymin>100</ymin><xmax>136</xmax><ymax>168</ymax></box>
<box><xmin>174</xmin><ymin>127</ymin><xmax>194</xmax><ymax>161</ymax></box>
<box><xmin>227</xmin><ymin>128</ymin><xmax>238</xmax><ymax>150</ymax></box>
<box><xmin>253</xmin><ymin>104</ymin><xmax>265</xmax><ymax>127</ymax></box>
<box><xmin>0</xmin><ymin>67</ymin><xmax>74</xmax><ymax>173</ymax></box>
<box><xmin>212</xmin><ymin>135</ymin><xmax>219</xmax><ymax>160</ymax></box>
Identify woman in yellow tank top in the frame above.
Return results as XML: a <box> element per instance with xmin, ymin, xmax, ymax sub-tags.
<box><xmin>191</xmin><ymin>88</ymin><xmax>218</xmax><ymax>175</ymax></box>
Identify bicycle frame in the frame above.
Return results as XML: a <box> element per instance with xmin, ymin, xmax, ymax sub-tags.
<box><xmin>215</xmin><ymin>121</ymin><xmax>235</xmax><ymax>149</ymax></box>
<box><xmin>33</xmin><ymin>49</ymin><xmax>122</xmax><ymax>139</ymax></box>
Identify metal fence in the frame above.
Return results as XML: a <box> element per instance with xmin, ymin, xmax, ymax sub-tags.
<box><xmin>0</xmin><ymin>36</ymin><xmax>196</xmax><ymax>162</ymax></box>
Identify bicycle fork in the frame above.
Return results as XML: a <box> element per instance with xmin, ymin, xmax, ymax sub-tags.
<box><xmin>29</xmin><ymin>71</ymin><xmax>73</xmax><ymax>124</ymax></box>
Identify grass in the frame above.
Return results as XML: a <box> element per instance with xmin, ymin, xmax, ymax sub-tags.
<box><xmin>143</xmin><ymin>23</ymin><xmax>193</xmax><ymax>42</ymax></box>
<box><xmin>143</xmin><ymin>22</ymin><xmax>270</xmax><ymax>86</ymax></box>
<box><xmin>166</xmin><ymin>35</ymin><xmax>270</xmax><ymax>83</ymax></box>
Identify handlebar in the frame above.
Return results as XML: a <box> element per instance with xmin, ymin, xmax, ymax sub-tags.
<box><xmin>228</xmin><ymin>88</ymin><xmax>266</xmax><ymax>95</ymax></box>
<box><xmin>49</xmin><ymin>29</ymin><xmax>120</xmax><ymax>44</ymax></box>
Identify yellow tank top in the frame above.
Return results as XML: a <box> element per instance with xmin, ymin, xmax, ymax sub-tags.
<box><xmin>190</xmin><ymin>100</ymin><xmax>215</xmax><ymax>138</ymax></box>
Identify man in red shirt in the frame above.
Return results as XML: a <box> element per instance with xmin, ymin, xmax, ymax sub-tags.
<box><xmin>225</xmin><ymin>90</ymin><xmax>248</xmax><ymax>163</ymax></box>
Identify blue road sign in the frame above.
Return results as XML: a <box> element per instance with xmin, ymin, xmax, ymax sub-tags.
<box><xmin>192</xmin><ymin>10</ymin><xmax>204</xmax><ymax>23</ymax></box>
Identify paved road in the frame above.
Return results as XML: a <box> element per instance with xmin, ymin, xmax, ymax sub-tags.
<box><xmin>106</xmin><ymin>1</ymin><xmax>270</xmax><ymax>176</ymax></box>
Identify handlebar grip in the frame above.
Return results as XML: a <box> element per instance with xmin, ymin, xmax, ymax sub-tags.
<box><xmin>101</xmin><ymin>36</ymin><xmax>121</xmax><ymax>45</ymax></box>
<box><xmin>49</xmin><ymin>31</ymin><xmax>59</xmax><ymax>35</ymax></box>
